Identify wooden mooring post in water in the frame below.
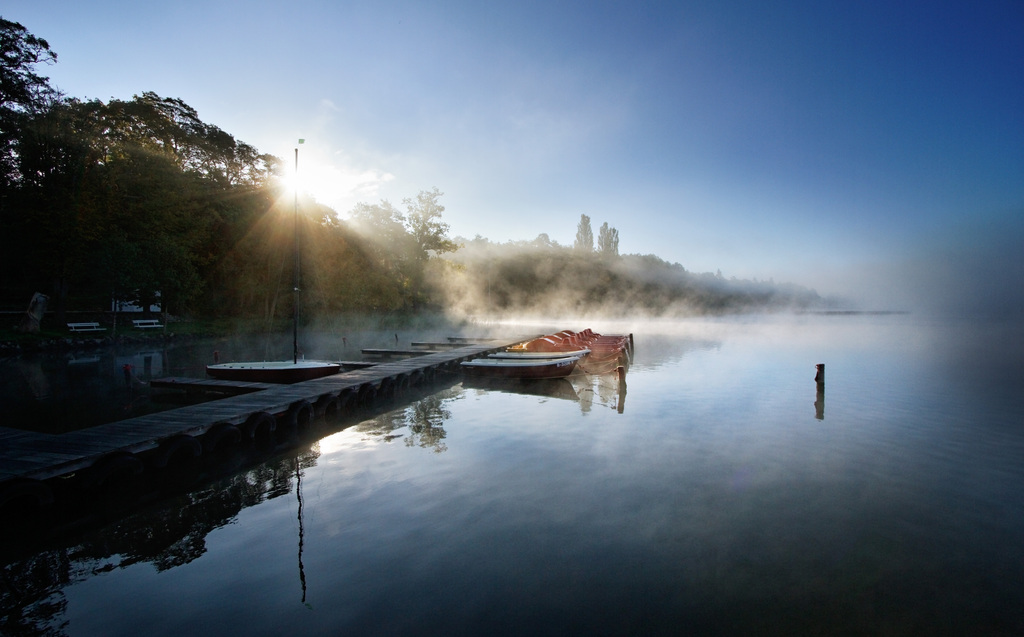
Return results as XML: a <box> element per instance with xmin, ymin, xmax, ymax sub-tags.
<box><xmin>814</xmin><ymin>364</ymin><xmax>825</xmax><ymax>420</ymax></box>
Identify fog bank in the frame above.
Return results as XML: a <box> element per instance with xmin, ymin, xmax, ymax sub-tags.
<box><xmin>814</xmin><ymin>215</ymin><xmax>1024</xmax><ymax>319</ymax></box>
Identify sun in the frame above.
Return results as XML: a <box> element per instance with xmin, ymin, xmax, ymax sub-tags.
<box><xmin>279</xmin><ymin>141</ymin><xmax>396</xmax><ymax>214</ymax></box>
<box><xmin>295</xmin><ymin>162</ymin><xmax>348</xmax><ymax>208</ymax></box>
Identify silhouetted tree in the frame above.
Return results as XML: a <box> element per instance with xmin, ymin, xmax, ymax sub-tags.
<box><xmin>598</xmin><ymin>222</ymin><xmax>619</xmax><ymax>258</ymax></box>
<box><xmin>0</xmin><ymin>17</ymin><xmax>59</xmax><ymax>188</ymax></box>
<box><xmin>404</xmin><ymin>187</ymin><xmax>458</xmax><ymax>259</ymax></box>
<box><xmin>574</xmin><ymin>214</ymin><xmax>593</xmax><ymax>252</ymax></box>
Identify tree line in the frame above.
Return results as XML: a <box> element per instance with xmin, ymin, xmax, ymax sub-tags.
<box><xmin>0</xmin><ymin>18</ymin><xmax>822</xmax><ymax>327</ymax></box>
<box><xmin>1</xmin><ymin>18</ymin><xmax>465</xmax><ymax>325</ymax></box>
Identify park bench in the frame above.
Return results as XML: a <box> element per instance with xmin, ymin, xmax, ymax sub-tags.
<box><xmin>132</xmin><ymin>319</ymin><xmax>163</xmax><ymax>329</ymax></box>
<box><xmin>67</xmin><ymin>322</ymin><xmax>106</xmax><ymax>332</ymax></box>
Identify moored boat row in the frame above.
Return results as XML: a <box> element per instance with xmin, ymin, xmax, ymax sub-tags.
<box><xmin>204</xmin><ymin>330</ymin><xmax>632</xmax><ymax>383</ymax></box>
<box><xmin>460</xmin><ymin>329</ymin><xmax>633</xmax><ymax>379</ymax></box>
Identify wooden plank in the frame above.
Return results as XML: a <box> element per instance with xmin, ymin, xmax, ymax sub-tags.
<box><xmin>339</xmin><ymin>361</ymin><xmax>377</xmax><ymax>369</ymax></box>
<box><xmin>410</xmin><ymin>341</ymin><xmax>465</xmax><ymax>349</ymax></box>
<box><xmin>361</xmin><ymin>348</ymin><xmax>434</xmax><ymax>357</ymax></box>
<box><xmin>150</xmin><ymin>377</ymin><xmax>277</xmax><ymax>394</ymax></box>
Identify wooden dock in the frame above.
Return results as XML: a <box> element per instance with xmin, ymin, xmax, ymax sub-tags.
<box><xmin>0</xmin><ymin>337</ymin><xmax>534</xmax><ymax>506</ymax></box>
<box><xmin>410</xmin><ymin>341</ymin><xmax>466</xmax><ymax>349</ymax></box>
<box><xmin>150</xmin><ymin>377</ymin><xmax>277</xmax><ymax>395</ymax></box>
<box><xmin>361</xmin><ymin>348</ymin><xmax>434</xmax><ymax>358</ymax></box>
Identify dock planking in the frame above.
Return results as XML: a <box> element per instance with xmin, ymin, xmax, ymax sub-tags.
<box><xmin>150</xmin><ymin>377</ymin><xmax>278</xmax><ymax>395</ymax></box>
<box><xmin>151</xmin><ymin>379</ymin><xmax>254</xmax><ymax>394</ymax></box>
<box><xmin>0</xmin><ymin>337</ymin><xmax>536</xmax><ymax>486</ymax></box>
<box><xmin>410</xmin><ymin>342</ymin><xmax>466</xmax><ymax>349</ymax></box>
<box><xmin>361</xmin><ymin>348</ymin><xmax>435</xmax><ymax>357</ymax></box>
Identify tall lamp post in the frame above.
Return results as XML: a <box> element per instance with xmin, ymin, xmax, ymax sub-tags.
<box><xmin>293</xmin><ymin>140</ymin><xmax>304</xmax><ymax>364</ymax></box>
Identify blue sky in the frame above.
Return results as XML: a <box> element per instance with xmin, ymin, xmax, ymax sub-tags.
<box><xmin>7</xmin><ymin>0</ymin><xmax>1023</xmax><ymax>308</ymax></box>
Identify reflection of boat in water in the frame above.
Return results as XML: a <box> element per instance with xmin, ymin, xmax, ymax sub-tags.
<box><xmin>576</xmin><ymin>355</ymin><xmax>623</xmax><ymax>375</ymax></box>
<box><xmin>567</xmin><ymin>366</ymin><xmax>628</xmax><ymax>413</ymax></box>
<box><xmin>206</xmin><ymin>360</ymin><xmax>341</xmax><ymax>384</ymax></box>
<box><xmin>462</xmin><ymin>376</ymin><xmax>581</xmax><ymax>402</ymax></box>
<box><xmin>460</xmin><ymin>356</ymin><xmax>581</xmax><ymax>379</ymax></box>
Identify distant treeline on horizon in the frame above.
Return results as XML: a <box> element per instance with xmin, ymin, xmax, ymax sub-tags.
<box><xmin>0</xmin><ymin>19</ymin><xmax>826</xmax><ymax>323</ymax></box>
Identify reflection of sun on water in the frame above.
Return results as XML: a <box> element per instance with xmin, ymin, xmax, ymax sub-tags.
<box><xmin>316</xmin><ymin>426</ymin><xmax>389</xmax><ymax>456</ymax></box>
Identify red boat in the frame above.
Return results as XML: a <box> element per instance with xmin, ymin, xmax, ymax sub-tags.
<box><xmin>506</xmin><ymin>329</ymin><xmax>633</xmax><ymax>374</ymax></box>
<box><xmin>460</xmin><ymin>355</ymin><xmax>582</xmax><ymax>379</ymax></box>
<box><xmin>206</xmin><ymin>360</ymin><xmax>341</xmax><ymax>384</ymax></box>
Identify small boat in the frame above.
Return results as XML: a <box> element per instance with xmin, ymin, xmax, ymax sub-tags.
<box><xmin>506</xmin><ymin>329</ymin><xmax>633</xmax><ymax>374</ymax></box>
<box><xmin>205</xmin><ymin>144</ymin><xmax>340</xmax><ymax>385</ymax></box>
<box><xmin>461</xmin><ymin>355</ymin><xmax>581</xmax><ymax>380</ymax></box>
<box><xmin>206</xmin><ymin>360</ymin><xmax>341</xmax><ymax>384</ymax></box>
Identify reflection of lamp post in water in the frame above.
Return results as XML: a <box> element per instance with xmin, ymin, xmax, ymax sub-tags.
<box><xmin>295</xmin><ymin>455</ymin><xmax>308</xmax><ymax>607</ymax></box>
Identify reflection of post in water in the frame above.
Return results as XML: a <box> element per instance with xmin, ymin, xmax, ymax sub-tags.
<box><xmin>18</xmin><ymin>359</ymin><xmax>51</xmax><ymax>400</ymax></box>
<box><xmin>123</xmin><ymin>363</ymin><xmax>134</xmax><ymax>396</ymax></box>
<box><xmin>814</xmin><ymin>363</ymin><xmax>825</xmax><ymax>420</ymax></box>
<box><xmin>295</xmin><ymin>456</ymin><xmax>308</xmax><ymax>607</ymax></box>
<box><xmin>616</xmin><ymin>365</ymin><xmax>628</xmax><ymax>414</ymax></box>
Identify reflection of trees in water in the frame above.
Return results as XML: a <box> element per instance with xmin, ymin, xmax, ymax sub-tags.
<box><xmin>405</xmin><ymin>394</ymin><xmax>451</xmax><ymax>453</ymax></box>
<box><xmin>0</xmin><ymin>447</ymin><xmax>321</xmax><ymax>637</ymax></box>
<box><xmin>356</xmin><ymin>387</ymin><xmax>462</xmax><ymax>453</ymax></box>
<box><xmin>0</xmin><ymin>550</ymin><xmax>70</xmax><ymax>637</ymax></box>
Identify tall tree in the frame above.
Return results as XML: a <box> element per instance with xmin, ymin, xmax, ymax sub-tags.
<box><xmin>6</xmin><ymin>93</ymin><xmax>277</xmax><ymax>318</ymax></box>
<box><xmin>403</xmin><ymin>188</ymin><xmax>459</xmax><ymax>310</ymax></box>
<box><xmin>0</xmin><ymin>17</ymin><xmax>59</xmax><ymax>188</ymax></box>
<box><xmin>404</xmin><ymin>187</ymin><xmax>458</xmax><ymax>260</ymax></box>
<box><xmin>348</xmin><ymin>199</ymin><xmax>412</xmax><ymax>266</ymax></box>
<box><xmin>574</xmin><ymin>214</ymin><xmax>594</xmax><ymax>252</ymax></box>
<box><xmin>598</xmin><ymin>221</ymin><xmax>619</xmax><ymax>258</ymax></box>
<box><xmin>101</xmin><ymin>92</ymin><xmax>276</xmax><ymax>188</ymax></box>
<box><xmin>9</xmin><ymin>99</ymin><xmax>105</xmax><ymax>320</ymax></box>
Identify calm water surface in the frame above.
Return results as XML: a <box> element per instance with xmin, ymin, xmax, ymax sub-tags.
<box><xmin>2</xmin><ymin>314</ymin><xmax>1022</xmax><ymax>635</ymax></box>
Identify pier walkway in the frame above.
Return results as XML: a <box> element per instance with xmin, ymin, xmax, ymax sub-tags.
<box><xmin>0</xmin><ymin>337</ymin><xmax>533</xmax><ymax>504</ymax></box>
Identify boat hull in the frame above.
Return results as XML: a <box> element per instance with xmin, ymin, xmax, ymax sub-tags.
<box><xmin>206</xmin><ymin>361</ymin><xmax>341</xmax><ymax>384</ymax></box>
<box><xmin>460</xmin><ymin>356</ymin><xmax>580</xmax><ymax>379</ymax></box>
<box><xmin>488</xmin><ymin>348</ymin><xmax>591</xmax><ymax>360</ymax></box>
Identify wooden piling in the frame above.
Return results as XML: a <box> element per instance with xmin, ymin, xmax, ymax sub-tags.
<box><xmin>814</xmin><ymin>364</ymin><xmax>825</xmax><ymax>420</ymax></box>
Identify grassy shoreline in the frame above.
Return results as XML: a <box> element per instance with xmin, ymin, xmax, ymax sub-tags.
<box><xmin>0</xmin><ymin>312</ymin><xmax>473</xmax><ymax>355</ymax></box>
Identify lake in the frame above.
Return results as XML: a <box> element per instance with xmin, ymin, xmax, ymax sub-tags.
<box><xmin>2</xmin><ymin>313</ymin><xmax>1022</xmax><ymax>635</ymax></box>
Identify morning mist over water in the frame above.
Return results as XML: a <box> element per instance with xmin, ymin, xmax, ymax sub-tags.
<box><xmin>3</xmin><ymin>311</ymin><xmax>1022</xmax><ymax>635</ymax></box>
<box><xmin>1</xmin><ymin>3</ymin><xmax>1022</xmax><ymax>630</ymax></box>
